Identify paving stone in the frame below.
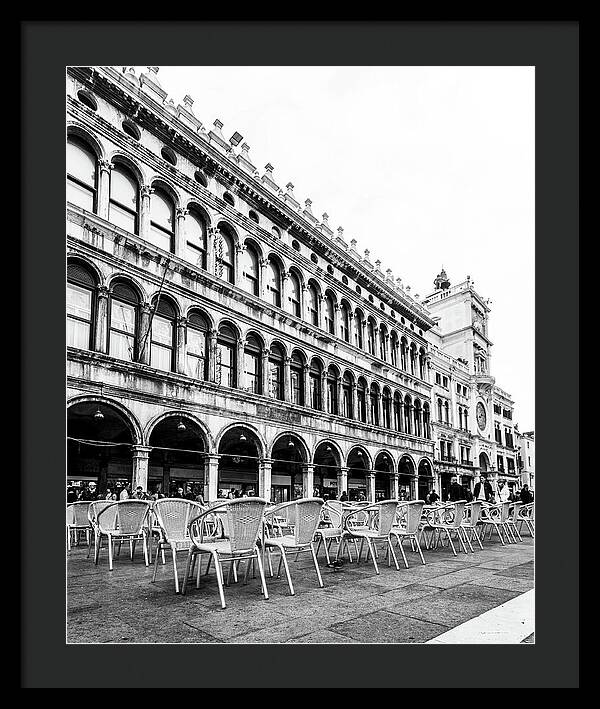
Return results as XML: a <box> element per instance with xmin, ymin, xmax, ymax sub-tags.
<box><xmin>330</xmin><ymin>609</ymin><xmax>448</xmax><ymax>643</ymax></box>
<box><xmin>468</xmin><ymin>574</ymin><xmax>534</xmax><ymax>594</ymax></box>
<box><xmin>291</xmin><ymin>629</ymin><xmax>360</xmax><ymax>644</ymax></box>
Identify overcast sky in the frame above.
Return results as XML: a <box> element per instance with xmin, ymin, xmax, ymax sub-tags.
<box><xmin>144</xmin><ymin>65</ymin><xmax>534</xmax><ymax>431</ymax></box>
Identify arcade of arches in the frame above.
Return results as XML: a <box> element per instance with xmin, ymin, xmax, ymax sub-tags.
<box><xmin>67</xmin><ymin>400</ymin><xmax>439</xmax><ymax>502</ymax></box>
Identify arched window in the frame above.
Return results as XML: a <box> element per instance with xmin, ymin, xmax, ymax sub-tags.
<box><xmin>340</xmin><ymin>302</ymin><xmax>350</xmax><ymax>342</ymax></box>
<box><xmin>186</xmin><ymin>311</ymin><xmax>208</xmax><ymax>380</ymax></box>
<box><xmin>437</xmin><ymin>398</ymin><xmax>443</xmax><ymax>422</ymax></box>
<box><xmin>404</xmin><ymin>396</ymin><xmax>412</xmax><ymax>435</ymax></box>
<box><xmin>390</xmin><ymin>332</ymin><xmax>399</xmax><ymax>367</ymax></box>
<box><xmin>324</xmin><ymin>292</ymin><xmax>335</xmax><ymax>335</ymax></box>
<box><xmin>419</xmin><ymin>348</ymin><xmax>426</xmax><ymax>379</ymax></box>
<box><xmin>267</xmin><ymin>259</ymin><xmax>282</xmax><ymax>307</ymax></box>
<box><xmin>309</xmin><ymin>359</ymin><xmax>323</xmax><ymax>410</ymax></box>
<box><xmin>186</xmin><ymin>210</ymin><xmax>207</xmax><ymax>269</ymax></box>
<box><xmin>423</xmin><ymin>404</ymin><xmax>431</xmax><ymax>439</ymax></box>
<box><xmin>109</xmin><ymin>164</ymin><xmax>138</xmax><ymax>233</ymax></box>
<box><xmin>150</xmin><ymin>297</ymin><xmax>176</xmax><ymax>372</ymax></box>
<box><xmin>67</xmin><ymin>136</ymin><xmax>97</xmax><ymax>212</ymax></box>
<box><xmin>216</xmin><ymin>324</ymin><xmax>237</xmax><ymax>388</ymax></box>
<box><xmin>269</xmin><ymin>343</ymin><xmax>285</xmax><ymax>400</ymax></box>
<box><xmin>393</xmin><ymin>391</ymin><xmax>402</xmax><ymax>431</ymax></box>
<box><xmin>241</xmin><ymin>243</ymin><xmax>259</xmax><ymax>296</ymax></box>
<box><xmin>444</xmin><ymin>400</ymin><xmax>450</xmax><ymax>424</ymax></box>
<box><xmin>342</xmin><ymin>372</ymin><xmax>353</xmax><ymax>418</ymax></box>
<box><xmin>464</xmin><ymin>408</ymin><xmax>469</xmax><ymax>430</ymax></box>
<box><xmin>382</xmin><ymin>388</ymin><xmax>392</xmax><ymax>429</ymax></box>
<box><xmin>409</xmin><ymin>343</ymin><xmax>417</xmax><ymax>375</ymax></box>
<box><xmin>244</xmin><ymin>334</ymin><xmax>262</xmax><ymax>394</ymax></box>
<box><xmin>308</xmin><ymin>283</ymin><xmax>319</xmax><ymax>326</ymax></box>
<box><xmin>290</xmin><ymin>351</ymin><xmax>305</xmax><ymax>405</ymax></box>
<box><xmin>354</xmin><ymin>310</ymin><xmax>364</xmax><ymax>349</ymax></box>
<box><xmin>217</xmin><ymin>226</ymin><xmax>235</xmax><ymax>284</ymax></box>
<box><xmin>458</xmin><ymin>407</ymin><xmax>463</xmax><ymax>430</ymax></box>
<box><xmin>326</xmin><ymin>365</ymin><xmax>339</xmax><ymax>415</ymax></box>
<box><xmin>370</xmin><ymin>383</ymin><xmax>380</xmax><ymax>426</ymax></box>
<box><xmin>400</xmin><ymin>338</ymin><xmax>408</xmax><ymax>370</ymax></box>
<box><xmin>367</xmin><ymin>320</ymin><xmax>376</xmax><ymax>355</ymax></box>
<box><xmin>288</xmin><ymin>271</ymin><xmax>301</xmax><ymax>317</ymax></box>
<box><xmin>67</xmin><ymin>262</ymin><xmax>96</xmax><ymax>350</ymax></box>
<box><xmin>357</xmin><ymin>378</ymin><xmax>367</xmax><ymax>423</ymax></box>
<box><xmin>379</xmin><ymin>325</ymin><xmax>388</xmax><ymax>361</ymax></box>
<box><xmin>414</xmin><ymin>400</ymin><xmax>423</xmax><ymax>437</ymax></box>
<box><xmin>149</xmin><ymin>188</ymin><xmax>175</xmax><ymax>252</ymax></box>
<box><xmin>108</xmin><ymin>281</ymin><xmax>138</xmax><ymax>361</ymax></box>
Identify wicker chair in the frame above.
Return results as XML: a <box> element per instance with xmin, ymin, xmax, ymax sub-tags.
<box><xmin>87</xmin><ymin>500</ymin><xmax>114</xmax><ymax>559</ymax></box>
<box><xmin>94</xmin><ymin>500</ymin><xmax>151</xmax><ymax>571</ymax></box>
<box><xmin>151</xmin><ymin>498</ymin><xmax>205</xmax><ymax>593</ymax></box>
<box><xmin>515</xmin><ymin>502</ymin><xmax>535</xmax><ymax>537</ymax></box>
<box><xmin>181</xmin><ymin>498</ymin><xmax>269</xmax><ymax>609</ymax></box>
<box><xmin>336</xmin><ymin>500</ymin><xmax>400</xmax><ymax>574</ymax></box>
<box><xmin>461</xmin><ymin>501</ymin><xmax>485</xmax><ymax>550</ymax></box>
<box><xmin>505</xmin><ymin>501</ymin><xmax>524</xmax><ymax>542</ymax></box>
<box><xmin>314</xmin><ymin>500</ymin><xmax>345</xmax><ymax>564</ymax></box>
<box><xmin>263</xmin><ymin>498</ymin><xmax>325</xmax><ymax>595</ymax></box>
<box><xmin>66</xmin><ymin>501</ymin><xmax>91</xmax><ymax>550</ymax></box>
<box><xmin>424</xmin><ymin>501</ymin><xmax>469</xmax><ymax>556</ymax></box>
<box><xmin>389</xmin><ymin>500</ymin><xmax>426</xmax><ymax>567</ymax></box>
<box><xmin>480</xmin><ymin>501</ymin><xmax>515</xmax><ymax>545</ymax></box>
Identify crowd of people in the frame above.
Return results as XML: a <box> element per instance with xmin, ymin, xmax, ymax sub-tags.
<box><xmin>66</xmin><ymin>481</ymin><xmax>206</xmax><ymax>504</ymax></box>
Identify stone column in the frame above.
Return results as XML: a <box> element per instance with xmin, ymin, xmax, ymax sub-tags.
<box><xmin>208</xmin><ymin>328</ymin><xmax>217</xmax><ymax>383</ymax></box>
<box><xmin>390</xmin><ymin>473</ymin><xmax>399</xmax><ymax>500</ymax></box>
<box><xmin>318</xmin><ymin>294</ymin><xmax>325</xmax><ymax>331</ymax></box>
<box><xmin>234</xmin><ymin>243</ymin><xmax>245</xmax><ymax>289</ymax></box>
<box><xmin>175</xmin><ymin>207</ymin><xmax>188</xmax><ymax>260</ymax></box>
<box><xmin>320</xmin><ymin>370</ymin><xmax>327</xmax><ymax>412</ymax></box>
<box><xmin>259</xmin><ymin>258</ymin><xmax>269</xmax><ymax>301</ymax></box>
<box><xmin>375</xmin><ymin>392</ymin><xmax>382</xmax><ymax>427</ymax></box>
<box><xmin>336</xmin><ymin>377</ymin><xmax>342</xmax><ymax>417</ymax></box>
<box><xmin>351</xmin><ymin>383</ymin><xmax>358</xmax><ymax>421</ymax></box>
<box><xmin>337</xmin><ymin>467</ymin><xmax>349</xmax><ymax>496</ymax></box>
<box><xmin>204</xmin><ymin>454</ymin><xmax>220</xmax><ymax>503</ymax></box>
<box><xmin>94</xmin><ymin>285</ymin><xmax>109</xmax><ymax>354</ymax></box>
<box><xmin>259</xmin><ymin>458</ymin><xmax>272</xmax><ymax>502</ymax></box>
<box><xmin>283</xmin><ymin>356</ymin><xmax>292</xmax><ymax>403</ymax></box>
<box><xmin>281</xmin><ymin>271</ymin><xmax>289</xmax><ymax>313</ymax></box>
<box><xmin>302</xmin><ymin>364</ymin><xmax>310</xmax><ymax>408</ymax></box>
<box><xmin>138</xmin><ymin>303</ymin><xmax>152</xmax><ymax>364</ymax></box>
<box><xmin>176</xmin><ymin>317</ymin><xmax>187</xmax><ymax>375</ymax></box>
<box><xmin>207</xmin><ymin>226</ymin><xmax>219</xmax><ymax>276</ymax></box>
<box><xmin>132</xmin><ymin>445</ymin><xmax>152</xmax><ymax>491</ymax></box>
<box><xmin>98</xmin><ymin>160</ymin><xmax>112</xmax><ymax>220</ymax></box>
<box><xmin>236</xmin><ymin>339</ymin><xmax>245</xmax><ymax>390</ymax></box>
<box><xmin>411</xmin><ymin>475</ymin><xmax>419</xmax><ymax>501</ymax></box>
<box><xmin>261</xmin><ymin>348</ymin><xmax>270</xmax><ymax>396</ymax></box>
<box><xmin>302</xmin><ymin>463</ymin><xmax>315</xmax><ymax>498</ymax></box>
<box><xmin>366</xmin><ymin>472</ymin><xmax>376</xmax><ymax>503</ymax></box>
<box><xmin>139</xmin><ymin>185</ymin><xmax>154</xmax><ymax>242</ymax></box>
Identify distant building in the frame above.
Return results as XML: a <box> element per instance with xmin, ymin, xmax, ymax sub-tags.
<box><xmin>516</xmin><ymin>430</ymin><xmax>535</xmax><ymax>490</ymax></box>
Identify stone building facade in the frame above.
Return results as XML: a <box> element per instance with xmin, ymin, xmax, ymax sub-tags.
<box><xmin>66</xmin><ymin>66</ymin><xmax>525</xmax><ymax>503</ymax></box>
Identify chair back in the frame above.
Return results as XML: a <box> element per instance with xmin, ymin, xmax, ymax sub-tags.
<box><xmin>70</xmin><ymin>501</ymin><xmax>91</xmax><ymax>526</ymax></box>
<box><xmin>94</xmin><ymin>502</ymin><xmax>119</xmax><ymax>532</ymax></box>
<box><xmin>115</xmin><ymin>500</ymin><xmax>151</xmax><ymax>534</ymax></box>
<box><xmin>153</xmin><ymin>498</ymin><xmax>204</xmax><ymax>543</ymax></box>
<box><xmin>66</xmin><ymin>505</ymin><xmax>75</xmax><ymax>525</ymax></box>
<box><xmin>509</xmin><ymin>501</ymin><xmax>522</xmax><ymax>522</ymax></box>
<box><xmin>225</xmin><ymin>498</ymin><xmax>268</xmax><ymax>553</ymax></box>
<box><xmin>321</xmin><ymin>500</ymin><xmax>343</xmax><ymax>529</ymax></box>
<box><xmin>395</xmin><ymin>500</ymin><xmax>424</xmax><ymax>534</ymax></box>
<box><xmin>498</xmin><ymin>501</ymin><xmax>511</xmax><ymax>523</ymax></box>
<box><xmin>464</xmin><ymin>501</ymin><xmax>482</xmax><ymax>526</ymax></box>
<box><xmin>440</xmin><ymin>501</ymin><xmax>466</xmax><ymax>528</ymax></box>
<box><xmin>291</xmin><ymin>498</ymin><xmax>325</xmax><ymax>545</ymax></box>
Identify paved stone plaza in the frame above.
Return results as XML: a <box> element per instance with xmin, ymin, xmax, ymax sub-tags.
<box><xmin>67</xmin><ymin>534</ymin><xmax>534</xmax><ymax>644</ymax></box>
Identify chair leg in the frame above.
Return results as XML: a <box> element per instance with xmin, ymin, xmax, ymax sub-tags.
<box><xmin>143</xmin><ymin>533</ymin><xmax>149</xmax><ymax>566</ymax></box>
<box><xmin>67</xmin><ymin>528</ymin><xmax>72</xmax><ymax>551</ymax></box>
<box><xmin>108</xmin><ymin>534</ymin><xmax>114</xmax><ymax>571</ymax></box>
<box><xmin>255</xmin><ymin>548</ymin><xmax>269</xmax><ymax>600</ymax></box>
<box><xmin>213</xmin><ymin>554</ymin><xmax>227</xmax><ymax>609</ymax></box>
<box><xmin>310</xmin><ymin>543</ymin><xmax>324</xmax><ymax>588</ymax></box>
<box><xmin>396</xmin><ymin>535</ymin><xmax>409</xmax><ymax>569</ymax></box>
<box><xmin>197</xmin><ymin>553</ymin><xmax>203</xmax><ymax>588</ymax></box>
<box><xmin>279</xmin><ymin>549</ymin><xmax>295</xmax><ymax>596</ymax></box>
<box><xmin>366</xmin><ymin>538</ymin><xmax>379</xmax><ymax>574</ymax></box>
<box><xmin>458</xmin><ymin>528</ymin><xmax>471</xmax><ymax>554</ymax></box>
<box><xmin>358</xmin><ymin>538</ymin><xmax>365</xmax><ymax>563</ymax></box>
<box><xmin>152</xmin><ymin>542</ymin><xmax>161</xmax><ymax>583</ymax></box>
<box><xmin>87</xmin><ymin>530</ymin><xmax>93</xmax><ymax>559</ymax></box>
<box><xmin>181</xmin><ymin>550</ymin><xmax>192</xmax><ymax>595</ymax></box>
<box><xmin>172</xmin><ymin>547</ymin><xmax>179</xmax><ymax>594</ymax></box>
<box><xmin>387</xmin><ymin>539</ymin><xmax>400</xmax><ymax>570</ymax></box>
<box><xmin>413</xmin><ymin>535</ymin><xmax>426</xmax><ymax>565</ymax></box>
<box><xmin>445</xmin><ymin>529</ymin><xmax>457</xmax><ymax>556</ymax></box>
<box><xmin>322</xmin><ymin>537</ymin><xmax>331</xmax><ymax>565</ymax></box>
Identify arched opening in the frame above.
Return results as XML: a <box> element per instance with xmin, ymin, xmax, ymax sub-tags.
<box><xmin>382</xmin><ymin>387</ymin><xmax>392</xmax><ymax>429</ymax></box>
<box><xmin>390</xmin><ymin>331</ymin><xmax>399</xmax><ymax>367</ymax></box>
<box><xmin>266</xmin><ymin>258</ymin><xmax>282</xmax><ymax>308</ymax></box>
<box><xmin>313</xmin><ymin>442</ymin><xmax>340</xmax><ymax>500</ymax></box>
<box><xmin>218</xmin><ymin>426</ymin><xmax>260</xmax><ymax>498</ymax></box>
<box><xmin>367</xmin><ymin>318</ymin><xmax>376</xmax><ymax>356</ymax></box>
<box><xmin>374</xmin><ymin>451</ymin><xmax>393</xmax><ymax>502</ymax></box>
<box><xmin>309</xmin><ymin>358</ymin><xmax>323</xmax><ymax>410</ymax></box>
<box><xmin>418</xmin><ymin>459</ymin><xmax>434</xmax><ymax>502</ymax></box>
<box><xmin>150</xmin><ymin>295</ymin><xmax>177</xmax><ymax>372</ymax></box>
<box><xmin>268</xmin><ymin>342</ymin><xmax>285</xmax><ymax>400</ymax></box>
<box><xmin>149</xmin><ymin>416</ymin><xmax>206</xmax><ymax>498</ymax></box>
<box><xmin>342</xmin><ymin>371</ymin><xmax>353</xmax><ymax>418</ymax></box>
<box><xmin>398</xmin><ymin>455</ymin><xmax>415</xmax><ymax>501</ymax></box>
<box><xmin>403</xmin><ymin>395</ymin><xmax>412</xmax><ymax>435</ymax></box>
<box><xmin>243</xmin><ymin>333</ymin><xmax>263</xmax><ymax>394</ymax></box>
<box><xmin>241</xmin><ymin>241</ymin><xmax>260</xmax><ymax>296</ymax></box>
<box><xmin>326</xmin><ymin>365</ymin><xmax>339</xmax><ymax>415</ymax></box>
<box><xmin>379</xmin><ymin>324</ymin><xmax>388</xmax><ymax>361</ymax></box>
<box><xmin>107</xmin><ymin>280</ymin><xmax>139</xmax><ymax>362</ymax></box>
<box><xmin>307</xmin><ymin>281</ymin><xmax>319</xmax><ymax>327</ymax></box>
<box><xmin>357</xmin><ymin>377</ymin><xmax>367</xmax><ymax>423</ymax></box>
<box><xmin>288</xmin><ymin>270</ymin><xmax>302</xmax><ymax>318</ymax></box>
<box><xmin>67</xmin><ymin>135</ymin><xmax>97</xmax><ymax>212</ymax></box>
<box><xmin>400</xmin><ymin>337</ymin><xmax>408</xmax><ymax>370</ymax></box>
<box><xmin>67</xmin><ymin>261</ymin><xmax>97</xmax><ymax>350</ymax></box>
<box><xmin>414</xmin><ymin>399</ymin><xmax>423</xmax><ymax>437</ymax></box>
<box><xmin>324</xmin><ymin>291</ymin><xmax>336</xmax><ymax>335</ymax></box>
<box><xmin>290</xmin><ymin>350</ymin><xmax>305</xmax><ymax>406</ymax></box>
<box><xmin>109</xmin><ymin>163</ymin><xmax>139</xmax><ymax>234</ymax></box>
<box><xmin>354</xmin><ymin>309</ymin><xmax>364</xmax><ymax>349</ymax></box>
<box><xmin>340</xmin><ymin>301</ymin><xmax>351</xmax><ymax>342</ymax></box>
<box><xmin>186</xmin><ymin>310</ymin><xmax>209</xmax><ymax>380</ymax></box>
<box><xmin>216</xmin><ymin>323</ymin><xmax>237</xmax><ymax>388</ymax></box>
<box><xmin>186</xmin><ymin>209</ymin><xmax>207</xmax><ymax>269</ymax></box>
<box><xmin>271</xmin><ymin>434</ymin><xmax>307</xmax><ymax>504</ymax></box>
<box><xmin>369</xmin><ymin>382</ymin><xmax>380</xmax><ymax>426</ymax></box>
<box><xmin>149</xmin><ymin>186</ymin><xmax>175</xmax><ymax>253</ymax></box>
<box><xmin>216</xmin><ymin>224</ymin><xmax>235</xmax><ymax>284</ymax></box>
<box><xmin>479</xmin><ymin>452</ymin><xmax>490</xmax><ymax>473</ymax></box>
<box><xmin>347</xmin><ymin>447</ymin><xmax>369</xmax><ymax>502</ymax></box>
<box><xmin>393</xmin><ymin>391</ymin><xmax>402</xmax><ymax>432</ymax></box>
<box><xmin>67</xmin><ymin>401</ymin><xmax>134</xmax><ymax>495</ymax></box>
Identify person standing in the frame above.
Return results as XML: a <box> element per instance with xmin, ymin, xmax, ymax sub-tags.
<box><xmin>473</xmin><ymin>474</ymin><xmax>493</xmax><ymax>502</ymax></box>
<box><xmin>339</xmin><ymin>490</ymin><xmax>348</xmax><ymax>502</ymax></box>
<box><xmin>80</xmin><ymin>481</ymin><xmax>99</xmax><ymax>501</ymax></box>
<box><xmin>133</xmin><ymin>485</ymin><xmax>148</xmax><ymax>500</ymax></box>
<box><xmin>427</xmin><ymin>489</ymin><xmax>440</xmax><ymax>504</ymax></box>
<box><xmin>520</xmin><ymin>484</ymin><xmax>533</xmax><ymax>504</ymax></box>
<box><xmin>67</xmin><ymin>483</ymin><xmax>79</xmax><ymax>503</ymax></box>
<box><xmin>105</xmin><ymin>487</ymin><xmax>117</xmax><ymax>501</ymax></box>
<box><xmin>119</xmin><ymin>482</ymin><xmax>131</xmax><ymax>500</ymax></box>
<box><xmin>448</xmin><ymin>477</ymin><xmax>464</xmax><ymax>502</ymax></box>
<box><xmin>497</xmin><ymin>480</ymin><xmax>510</xmax><ymax>503</ymax></box>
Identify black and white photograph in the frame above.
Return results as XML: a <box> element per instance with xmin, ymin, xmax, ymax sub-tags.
<box><xmin>65</xmin><ymin>63</ymin><xmax>536</xmax><ymax>645</ymax></box>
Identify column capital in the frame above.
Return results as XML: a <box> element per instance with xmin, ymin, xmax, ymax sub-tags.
<box><xmin>176</xmin><ymin>207</ymin><xmax>189</xmax><ymax>219</ymax></box>
<box><xmin>140</xmin><ymin>302</ymin><xmax>153</xmax><ymax>315</ymax></box>
<box><xmin>176</xmin><ymin>316</ymin><xmax>188</xmax><ymax>327</ymax></box>
<box><xmin>98</xmin><ymin>159</ymin><xmax>113</xmax><ymax>174</ymax></box>
<box><xmin>141</xmin><ymin>184</ymin><xmax>155</xmax><ymax>198</ymax></box>
<box><xmin>131</xmin><ymin>445</ymin><xmax>153</xmax><ymax>455</ymax></box>
<box><xmin>97</xmin><ymin>284</ymin><xmax>110</xmax><ymax>299</ymax></box>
